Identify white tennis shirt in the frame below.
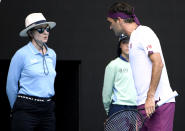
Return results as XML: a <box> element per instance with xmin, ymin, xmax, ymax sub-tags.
<box><xmin>129</xmin><ymin>25</ymin><xmax>175</xmax><ymax>105</ymax></box>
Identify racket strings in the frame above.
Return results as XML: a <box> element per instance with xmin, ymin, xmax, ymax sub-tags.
<box><xmin>105</xmin><ymin>110</ymin><xmax>144</xmax><ymax>131</ymax></box>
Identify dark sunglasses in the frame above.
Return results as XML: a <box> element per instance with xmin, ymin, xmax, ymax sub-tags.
<box><xmin>34</xmin><ymin>26</ymin><xmax>50</xmax><ymax>34</ymax></box>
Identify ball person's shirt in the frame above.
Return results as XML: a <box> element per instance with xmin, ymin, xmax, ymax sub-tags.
<box><xmin>102</xmin><ymin>57</ymin><xmax>137</xmax><ymax>114</ymax></box>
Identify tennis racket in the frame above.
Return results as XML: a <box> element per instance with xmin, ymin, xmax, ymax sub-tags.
<box><xmin>104</xmin><ymin>91</ymin><xmax>178</xmax><ymax>131</ymax></box>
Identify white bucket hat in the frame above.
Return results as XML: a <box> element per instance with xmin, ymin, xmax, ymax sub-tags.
<box><xmin>19</xmin><ymin>13</ymin><xmax>56</xmax><ymax>37</ymax></box>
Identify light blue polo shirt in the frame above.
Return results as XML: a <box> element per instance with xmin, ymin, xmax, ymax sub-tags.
<box><xmin>6</xmin><ymin>42</ymin><xmax>56</xmax><ymax>108</ymax></box>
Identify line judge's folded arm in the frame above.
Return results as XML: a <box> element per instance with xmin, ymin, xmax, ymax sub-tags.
<box><xmin>6</xmin><ymin>51</ymin><xmax>24</xmax><ymax>109</ymax></box>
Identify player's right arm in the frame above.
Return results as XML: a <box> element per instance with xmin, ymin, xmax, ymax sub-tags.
<box><xmin>140</xmin><ymin>27</ymin><xmax>164</xmax><ymax>117</ymax></box>
<box><xmin>145</xmin><ymin>53</ymin><xmax>163</xmax><ymax>117</ymax></box>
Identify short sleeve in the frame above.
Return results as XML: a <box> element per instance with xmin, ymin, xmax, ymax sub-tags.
<box><xmin>140</xmin><ymin>27</ymin><xmax>161</xmax><ymax>56</ymax></box>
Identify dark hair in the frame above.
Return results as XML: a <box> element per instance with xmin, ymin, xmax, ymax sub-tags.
<box><xmin>109</xmin><ymin>2</ymin><xmax>135</xmax><ymax>23</ymax></box>
<box><xmin>117</xmin><ymin>35</ymin><xmax>130</xmax><ymax>57</ymax></box>
<box><xmin>27</xmin><ymin>30</ymin><xmax>34</xmax><ymax>40</ymax></box>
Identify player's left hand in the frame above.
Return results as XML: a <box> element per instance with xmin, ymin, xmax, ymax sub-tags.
<box><xmin>145</xmin><ymin>96</ymin><xmax>155</xmax><ymax>118</ymax></box>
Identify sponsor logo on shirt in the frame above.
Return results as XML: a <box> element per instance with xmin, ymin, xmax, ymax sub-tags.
<box><xmin>146</xmin><ymin>44</ymin><xmax>154</xmax><ymax>55</ymax></box>
<box><xmin>30</xmin><ymin>58</ymin><xmax>38</xmax><ymax>64</ymax></box>
<box><xmin>119</xmin><ymin>68</ymin><xmax>128</xmax><ymax>73</ymax></box>
<box><xmin>47</xmin><ymin>58</ymin><xmax>53</xmax><ymax>63</ymax></box>
<box><xmin>146</xmin><ymin>44</ymin><xmax>152</xmax><ymax>50</ymax></box>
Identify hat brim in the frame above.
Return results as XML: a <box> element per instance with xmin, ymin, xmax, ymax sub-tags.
<box><xmin>19</xmin><ymin>21</ymin><xmax>56</xmax><ymax>37</ymax></box>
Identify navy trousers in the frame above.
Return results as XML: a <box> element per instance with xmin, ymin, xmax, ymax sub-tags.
<box><xmin>11</xmin><ymin>97</ymin><xmax>56</xmax><ymax>131</ymax></box>
<box><xmin>108</xmin><ymin>104</ymin><xmax>137</xmax><ymax>117</ymax></box>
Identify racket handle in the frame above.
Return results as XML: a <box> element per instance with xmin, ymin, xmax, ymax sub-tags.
<box><xmin>156</xmin><ymin>91</ymin><xmax>178</xmax><ymax>107</ymax></box>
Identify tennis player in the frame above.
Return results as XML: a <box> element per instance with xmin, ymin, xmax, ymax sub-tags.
<box><xmin>106</xmin><ymin>2</ymin><xmax>175</xmax><ymax>131</ymax></box>
<box><xmin>102</xmin><ymin>34</ymin><xmax>137</xmax><ymax>117</ymax></box>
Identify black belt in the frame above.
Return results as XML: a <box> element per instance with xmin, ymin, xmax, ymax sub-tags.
<box><xmin>17</xmin><ymin>94</ymin><xmax>52</xmax><ymax>102</ymax></box>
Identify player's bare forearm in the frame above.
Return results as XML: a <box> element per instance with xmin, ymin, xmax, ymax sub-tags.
<box><xmin>145</xmin><ymin>53</ymin><xmax>163</xmax><ymax>117</ymax></box>
<box><xmin>148</xmin><ymin>53</ymin><xmax>163</xmax><ymax>98</ymax></box>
